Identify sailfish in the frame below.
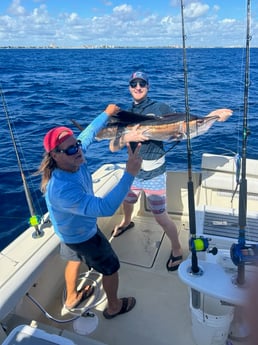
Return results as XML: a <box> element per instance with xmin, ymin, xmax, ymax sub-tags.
<box><xmin>94</xmin><ymin>108</ymin><xmax>233</xmax><ymax>142</ymax></box>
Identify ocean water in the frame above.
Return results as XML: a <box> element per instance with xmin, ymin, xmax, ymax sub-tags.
<box><xmin>0</xmin><ymin>48</ymin><xmax>257</xmax><ymax>250</ymax></box>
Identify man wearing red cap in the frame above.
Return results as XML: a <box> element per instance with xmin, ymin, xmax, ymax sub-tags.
<box><xmin>38</xmin><ymin>104</ymin><xmax>142</xmax><ymax>319</ymax></box>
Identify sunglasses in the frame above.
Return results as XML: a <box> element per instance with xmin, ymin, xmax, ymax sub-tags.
<box><xmin>55</xmin><ymin>140</ymin><xmax>82</xmax><ymax>156</ymax></box>
<box><xmin>129</xmin><ymin>80</ymin><xmax>147</xmax><ymax>88</ymax></box>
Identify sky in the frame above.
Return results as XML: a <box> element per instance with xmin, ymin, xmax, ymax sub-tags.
<box><xmin>0</xmin><ymin>0</ymin><xmax>257</xmax><ymax>48</ymax></box>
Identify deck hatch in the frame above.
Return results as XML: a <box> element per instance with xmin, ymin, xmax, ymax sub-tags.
<box><xmin>111</xmin><ymin>216</ymin><xmax>164</xmax><ymax>268</ymax></box>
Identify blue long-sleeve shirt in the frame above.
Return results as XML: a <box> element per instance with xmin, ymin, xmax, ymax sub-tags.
<box><xmin>46</xmin><ymin>111</ymin><xmax>134</xmax><ymax>243</ymax></box>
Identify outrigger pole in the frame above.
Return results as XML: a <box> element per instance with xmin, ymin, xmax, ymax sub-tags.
<box><xmin>0</xmin><ymin>86</ymin><xmax>43</xmax><ymax>238</ymax></box>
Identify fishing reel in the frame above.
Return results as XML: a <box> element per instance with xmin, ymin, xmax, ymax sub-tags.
<box><xmin>230</xmin><ymin>243</ymin><xmax>258</xmax><ymax>266</ymax></box>
<box><xmin>189</xmin><ymin>236</ymin><xmax>218</xmax><ymax>255</ymax></box>
<box><xmin>28</xmin><ymin>215</ymin><xmax>44</xmax><ymax>238</ymax></box>
<box><xmin>187</xmin><ymin>236</ymin><xmax>217</xmax><ymax>279</ymax></box>
<box><xmin>29</xmin><ymin>215</ymin><xmax>41</xmax><ymax>227</ymax></box>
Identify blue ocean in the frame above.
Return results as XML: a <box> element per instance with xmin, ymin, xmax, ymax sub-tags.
<box><xmin>0</xmin><ymin>48</ymin><xmax>257</xmax><ymax>250</ymax></box>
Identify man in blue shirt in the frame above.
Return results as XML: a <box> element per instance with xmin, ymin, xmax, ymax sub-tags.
<box><xmin>39</xmin><ymin>104</ymin><xmax>142</xmax><ymax>319</ymax></box>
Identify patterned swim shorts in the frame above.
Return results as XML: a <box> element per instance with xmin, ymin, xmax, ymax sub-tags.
<box><xmin>124</xmin><ymin>172</ymin><xmax>167</xmax><ymax>215</ymax></box>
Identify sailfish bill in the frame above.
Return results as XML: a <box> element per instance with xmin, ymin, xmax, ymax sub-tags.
<box><xmin>95</xmin><ymin>108</ymin><xmax>233</xmax><ymax>142</ymax></box>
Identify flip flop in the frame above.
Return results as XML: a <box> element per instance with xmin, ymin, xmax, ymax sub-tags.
<box><xmin>111</xmin><ymin>221</ymin><xmax>135</xmax><ymax>238</ymax></box>
<box><xmin>103</xmin><ymin>297</ymin><xmax>136</xmax><ymax>319</ymax></box>
<box><xmin>166</xmin><ymin>252</ymin><xmax>183</xmax><ymax>272</ymax></box>
<box><xmin>64</xmin><ymin>285</ymin><xmax>94</xmax><ymax>310</ymax></box>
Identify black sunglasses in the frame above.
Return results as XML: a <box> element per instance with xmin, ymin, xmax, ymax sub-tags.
<box><xmin>55</xmin><ymin>140</ymin><xmax>82</xmax><ymax>156</ymax></box>
<box><xmin>129</xmin><ymin>80</ymin><xmax>147</xmax><ymax>88</ymax></box>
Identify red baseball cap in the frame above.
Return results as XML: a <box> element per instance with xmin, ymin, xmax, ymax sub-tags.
<box><xmin>43</xmin><ymin>126</ymin><xmax>74</xmax><ymax>152</ymax></box>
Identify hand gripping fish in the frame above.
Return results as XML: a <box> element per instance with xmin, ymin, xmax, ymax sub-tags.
<box><xmin>95</xmin><ymin>108</ymin><xmax>233</xmax><ymax>142</ymax></box>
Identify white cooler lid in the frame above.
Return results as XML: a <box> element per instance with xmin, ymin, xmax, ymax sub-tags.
<box><xmin>2</xmin><ymin>325</ymin><xmax>75</xmax><ymax>345</ymax></box>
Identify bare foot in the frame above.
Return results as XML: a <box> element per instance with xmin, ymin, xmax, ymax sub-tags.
<box><xmin>65</xmin><ymin>285</ymin><xmax>93</xmax><ymax>309</ymax></box>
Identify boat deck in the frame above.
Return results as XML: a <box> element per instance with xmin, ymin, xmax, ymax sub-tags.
<box><xmin>2</xmin><ymin>214</ymin><xmax>249</xmax><ymax>345</ymax></box>
<box><xmin>2</xmin><ymin>215</ymin><xmax>194</xmax><ymax>345</ymax></box>
<box><xmin>2</xmin><ymin>153</ymin><xmax>258</xmax><ymax>345</ymax></box>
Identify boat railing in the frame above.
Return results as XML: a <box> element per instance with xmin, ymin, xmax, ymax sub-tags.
<box><xmin>195</xmin><ymin>153</ymin><xmax>258</xmax><ymax>247</ymax></box>
<box><xmin>198</xmin><ymin>153</ymin><xmax>258</xmax><ymax>212</ymax></box>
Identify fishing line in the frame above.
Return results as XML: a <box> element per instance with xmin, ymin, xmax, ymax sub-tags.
<box><xmin>214</xmin><ymin>147</ymin><xmax>242</xmax><ymax>206</ymax></box>
<box><xmin>231</xmin><ymin>153</ymin><xmax>242</xmax><ymax>204</ymax></box>
<box><xmin>236</xmin><ymin>21</ymin><xmax>251</xmax><ymax>157</ymax></box>
<box><xmin>0</xmin><ymin>215</ymin><xmax>31</xmax><ymax>220</ymax></box>
<box><xmin>162</xmin><ymin>140</ymin><xmax>181</xmax><ymax>157</ymax></box>
<box><xmin>229</xmin><ymin>1</ymin><xmax>252</xmax><ymax>166</ymax></box>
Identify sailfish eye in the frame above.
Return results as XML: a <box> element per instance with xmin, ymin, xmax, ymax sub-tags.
<box><xmin>196</xmin><ymin>119</ymin><xmax>204</xmax><ymax>126</ymax></box>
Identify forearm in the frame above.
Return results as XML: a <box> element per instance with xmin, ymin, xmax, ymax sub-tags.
<box><xmin>79</xmin><ymin>104</ymin><xmax>120</xmax><ymax>150</ymax></box>
<box><xmin>100</xmin><ymin>171</ymin><xmax>134</xmax><ymax>215</ymax></box>
<box><xmin>78</xmin><ymin>112</ymin><xmax>109</xmax><ymax>149</ymax></box>
<box><xmin>76</xmin><ymin>171</ymin><xmax>134</xmax><ymax>217</ymax></box>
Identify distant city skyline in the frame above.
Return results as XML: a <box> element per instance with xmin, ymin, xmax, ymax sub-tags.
<box><xmin>0</xmin><ymin>0</ymin><xmax>257</xmax><ymax>48</ymax></box>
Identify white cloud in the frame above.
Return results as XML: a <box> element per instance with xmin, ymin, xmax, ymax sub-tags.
<box><xmin>31</xmin><ymin>5</ymin><xmax>49</xmax><ymax>24</ymax></box>
<box><xmin>1</xmin><ymin>15</ymin><xmax>13</xmax><ymax>29</ymax></box>
<box><xmin>113</xmin><ymin>4</ymin><xmax>133</xmax><ymax>14</ymax></box>
<box><xmin>222</xmin><ymin>18</ymin><xmax>236</xmax><ymax>24</ymax></box>
<box><xmin>8</xmin><ymin>0</ymin><xmax>26</xmax><ymax>16</ymax></box>
<box><xmin>184</xmin><ymin>2</ymin><xmax>209</xmax><ymax>19</ymax></box>
<box><xmin>67</xmin><ymin>13</ymin><xmax>79</xmax><ymax>23</ymax></box>
<box><xmin>0</xmin><ymin>1</ymin><xmax>256</xmax><ymax>47</ymax></box>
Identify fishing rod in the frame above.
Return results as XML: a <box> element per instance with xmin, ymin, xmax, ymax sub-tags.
<box><xmin>180</xmin><ymin>0</ymin><xmax>202</xmax><ymax>275</ymax></box>
<box><xmin>0</xmin><ymin>86</ymin><xmax>43</xmax><ymax>238</ymax></box>
<box><xmin>230</xmin><ymin>0</ymin><xmax>252</xmax><ymax>286</ymax></box>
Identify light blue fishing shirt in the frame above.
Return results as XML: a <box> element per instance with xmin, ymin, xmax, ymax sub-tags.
<box><xmin>45</xmin><ymin>111</ymin><xmax>134</xmax><ymax>244</ymax></box>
